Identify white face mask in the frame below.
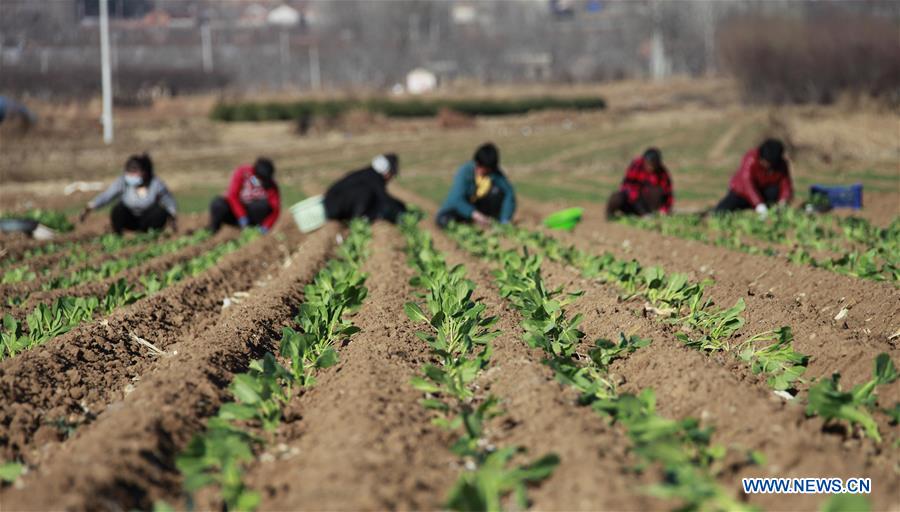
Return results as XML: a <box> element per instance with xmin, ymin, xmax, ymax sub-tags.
<box><xmin>124</xmin><ymin>174</ymin><xmax>143</xmax><ymax>187</ymax></box>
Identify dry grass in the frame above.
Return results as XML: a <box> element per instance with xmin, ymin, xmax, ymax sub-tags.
<box><xmin>1</xmin><ymin>78</ymin><xmax>896</xmax><ymax>223</ymax></box>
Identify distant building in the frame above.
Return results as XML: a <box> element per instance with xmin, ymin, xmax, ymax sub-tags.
<box><xmin>452</xmin><ymin>4</ymin><xmax>476</xmax><ymax>24</ymax></box>
<box><xmin>268</xmin><ymin>4</ymin><xmax>301</xmax><ymax>27</ymax></box>
<box><xmin>406</xmin><ymin>68</ymin><xmax>437</xmax><ymax>95</ymax></box>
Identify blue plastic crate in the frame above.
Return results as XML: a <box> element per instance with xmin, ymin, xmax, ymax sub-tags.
<box><xmin>809</xmin><ymin>183</ymin><xmax>863</xmax><ymax>209</ymax></box>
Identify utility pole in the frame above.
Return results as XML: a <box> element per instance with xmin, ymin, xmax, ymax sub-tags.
<box><xmin>201</xmin><ymin>21</ymin><xmax>213</xmax><ymax>73</ymax></box>
<box><xmin>99</xmin><ymin>0</ymin><xmax>114</xmax><ymax>144</ymax></box>
<box><xmin>702</xmin><ymin>1</ymin><xmax>716</xmax><ymax>75</ymax></box>
<box><xmin>280</xmin><ymin>31</ymin><xmax>290</xmax><ymax>89</ymax></box>
<box><xmin>309</xmin><ymin>44</ymin><xmax>321</xmax><ymax>90</ymax></box>
<box><xmin>649</xmin><ymin>2</ymin><xmax>668</xmax><ymax>81</ymax></box>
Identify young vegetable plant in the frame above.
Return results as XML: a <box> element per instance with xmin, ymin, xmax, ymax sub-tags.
<box><xmin>0</xmin><ymin>230</ymin><xmax>259</xmax><ymax>360</ymax></box>
<box><xmin>806</xmin><ymin>353</ymin><xmax>898</xmax><ymax>443</ymax></box>
<box><xmin>738</xmin><ymin>327</ymin><xmax>809</xmax><ymax>391</ymax></box>
<box><xmin>448</xmin><ymin>223</ymin><xmax>756</xmax><ymax>512</ymax></box>
<box><xmin>502</xmin><ymin>225</ymin><xmax>809</xmax><ymax>390</ymax></box>
<box><xmin>2</xmin><ymin>266</ymin><xmax>36</xmax><ymax>284</ymax></box>
<box><xmin>176</xmin><ymin>220</ymin><xmax>372</xmax><ymax>511</ymax></box>
<box><xmin>400</xmin><ymin>214</ymin><xmax>558</xmax><ymax>511</ymax></box>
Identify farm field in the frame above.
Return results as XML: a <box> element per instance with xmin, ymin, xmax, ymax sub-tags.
<box><xmin>0</xmin><ymin>79</ymin><xmax>898</xmax><ymax>510</ymax></box>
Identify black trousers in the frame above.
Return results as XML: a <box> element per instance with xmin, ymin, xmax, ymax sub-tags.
<box><xmin>714</xmin><ymin>185</ymin><xmax>780</xmax><ymax>212</ymax></box>
<box><xmin>437</xmin><ymin>186</ymin><xmax>505</xmax><ymax>228</ymax></box>
<box><xmin>606</xmin><ymin>186</ymin><xmax>665</xmax><ymax>219</ymax></box>
<box><xmin>208</xmin><ymin>196</ymin><xmax>271</xmax><ymax>232</ymax></box>
<box><xmin>110</xmin><ymin>202</ymin><xmax>170</xmax><ymax>235</ymax></box>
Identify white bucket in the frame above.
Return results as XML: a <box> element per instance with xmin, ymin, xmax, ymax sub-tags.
<box><xmin>289</xmin><ymin>195</ymin><xmax>327</xmax><ymax>233</ymax></box>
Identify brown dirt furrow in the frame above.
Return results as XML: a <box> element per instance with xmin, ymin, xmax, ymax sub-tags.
<box><xmin>1</xmin><ymin>228</ymin><xmax>238</xmax><ymax>319</ymax></box>
<box><xmin>246</xmin><ymin>223</ymin><xmax>454</xmax><ymax>511</ymax></box>
<box><xmin>0</xmin><ymin>222</ymin><xmax>313</xmax><ymax>465</ymax></box>
<box><xmin>0</xmin><ymin>215</ymin><xmax>109</xmax><ymax>263</ymax></box>
<box><xmin>532</xmin><ymin>253</ymin><xmax>899</xmax><ymax>511</ymax></box>
<box><xmin>0</xmin><ymin>230</ymin><xmax>185</xmax><ymax>300</ymax></box>
<box><xmin>514</xmin><ymin>199</ymin><xmax>900</xmax><ymax>387</ymax></box>
<box><xmin>0</xmin><ymin>222</ymin><xmax>339</xmax><ymax>511</ymax></box>
<box><xmin>0</xmin><ymin>214</ymin><xmax>208</xmax><ymax>281</ymax></box>
<box><xmin>423</xmin><ymin>219</ymin><xmax>662</xmax><ymax>511</ymax></box>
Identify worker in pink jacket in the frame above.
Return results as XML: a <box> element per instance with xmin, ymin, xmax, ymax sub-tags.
<box><xmin>208</xmin><ymin>158</ymin><xmax>280</xmax><ymax>233</ymax></box>
<box><xmin>714</xmin><ymin>139</ymin><xmax>793</xmax><ymax>217</ymax></box>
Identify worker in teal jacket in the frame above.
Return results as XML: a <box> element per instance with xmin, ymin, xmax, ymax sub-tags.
<box><xmin>436</xmin><ymin>143</ymin><xmax>516</xmax><ymax>228</ymax></box>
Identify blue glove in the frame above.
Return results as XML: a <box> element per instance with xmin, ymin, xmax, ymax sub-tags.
<box><xmin>258</xmin><ymin>226</ymin><xmax>269</xmax><ymax>234</ymax></box>
<box><xmin>238</xmin><ymin>216</ymin><xmax>249</xmax><ymax>228</ymax></box>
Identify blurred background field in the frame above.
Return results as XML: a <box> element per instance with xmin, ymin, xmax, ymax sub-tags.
<box><xmin>0</xmin><ymin>0</ymin><xmax>897</xmax><ymax>223</ymax></box>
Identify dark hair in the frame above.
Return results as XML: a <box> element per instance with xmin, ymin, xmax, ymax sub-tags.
<box><xmin>385</xmin><ymin>153</ymin><xmax>399</xmax><ymax>175</ymax></box>
<box><xmin>758</xmin><ymin>139</ymin><xmax>786</xmax><ymax>170</ymax></box>
<box><xmin>254</xmin><ymin>157</ymin><xmax>276</xmax><ymax>187</ymax></box>
<box><xmin>473</xmin><ymin>143</ymin><xmax>500</xmax><ymax>172</ymax></box>
<box><xmin>642</xmin><ymin>147</ymin><xmax>662</xmax><ymax>169</ymax></box>
<box><xmin>125</xmin><ymin>152</ymin><xmax>153</xmax><ymax>179</ymax></box>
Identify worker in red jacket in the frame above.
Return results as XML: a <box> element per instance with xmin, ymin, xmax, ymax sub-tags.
<box><xmin>714</xmin><ymin>139</ymin><xmax>793</xmax><ymax>217</ymax></box>
<box><xmin>208</xmin><ymin>158</ymin><xmax>280</xmax><ymax>233</ymax></box>
<box><xmin>606</xmin><ymin>147</ymin><xmax>673</xmax><ymax>219</ymax></box>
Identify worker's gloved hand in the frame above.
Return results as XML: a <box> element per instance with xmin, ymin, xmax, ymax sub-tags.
<box><xmin>238</xmin><ymin>216</ymin><xmax>250</xmax><ymax>228</ymax></box>
<box><xmin>258</xmin><ymin>226</ymin><xmax>269</xmax><ymax>235</ymax></box>
<box><xmin>79</xmin><ymin>206</ymin><xmax>92</xmax><ymax>223</ymax></box>
<box><xmin>755</xmin><ymin>203</ymin><xmax>769</xmax><ymax>219</ymax></box>
<box><xmin>472</xmin><ymin>211</ymin><xmax>492</xmax><ymax>228</ymax></box>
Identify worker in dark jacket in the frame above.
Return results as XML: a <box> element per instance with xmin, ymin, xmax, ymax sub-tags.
<box><xmin>80</xmin><ymin>153</ymin><xmax>178</xmax><ymax>234</ymax></box>
<box><xmin>436</xmin><ymin>143</ymin><xmax>516</xmax><ymax>228</ymax></box>
<box><xmin>324</xmin><ymin>153</ymin><xmax>406</xmax><ymax>223</ymax></box>
<box><xmin>208</xmin><ymin>157</ymin><xmax>280</xmax><ymax>233</ymax></box>
<box><xmin>714</xmin><ymin>138</ymin><xmax>793</xmax><ymax>218</ymax></box>
<box><xmin>606</xmin><ymin>147</ymin><xmax>673</xmax><ymax>219</ymax></box>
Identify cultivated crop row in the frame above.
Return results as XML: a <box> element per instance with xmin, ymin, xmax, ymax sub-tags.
<box><xmin>1</xmin><ymin>230</ymin><xmax>258</xmax><ymax>359</ymax></box>
<box><xmin>1</xmin><ymin>229</ymin><xmax>166</xmax><ymax>276</ymax></box>
<box><xmin>399</xmin><ymin>214</ymin><xmax>558</xmax><ymax>510</ymax></box>
<box><xmin>171</xmin><ymin>220</ymin><xmax>371</xmax><ymax>511</ymax></box>
<box><xmin>619</xmin><ymin>210</ymin><xmax>899</xmax><ymax>282</ymax></box>
<box><xmin>495</xmin><ymin>225</ymin><xmax>809</xmax><ymax>391</ymax></box>
<box><xmin>456</xmin><ymin>224</ymin><xmax>899</xmax><ymax>445</ymax></box>
<box><xmin>444</xmin><ymin>223</ymin><xmax>759</xmax><ymax>511</ymax></box>
<box><xmin>3</xmin><ymin>230</ymin><xmax>211</xmax><ymax>300</ymax></box>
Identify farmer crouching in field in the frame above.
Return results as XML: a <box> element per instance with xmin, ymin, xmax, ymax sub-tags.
<box><xmin>605</xmin><ymin>147</ymin><xmax>673</xmax><ymax>219</ymax></box>
<box><xmin>324</xmin><ymin>153</ymin><xmax>407</xmax><ymax>223</ymax></box>
<box><xmin>714</xmin><ymin>138</ymin><xmax>793</xmax><ymax>218</ymax></box>
<box><xmin>436</xmin><ymin>143</ymin><xmax>516</xmax><ymax>229</ymax></box>
<box><xmin>80</xmin><ymin>153</ymin><xmax>178</xmax><ymax>234</ymax></box>
<box><xmin>208</xmin><ymin>158</ymin><xmax>280</xmax><ymax>233</ymax></box>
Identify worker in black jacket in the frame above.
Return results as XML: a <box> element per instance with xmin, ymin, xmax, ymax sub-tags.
<box><xmin>324</xmin><ymin>153</ymin><xmax>407</xmax><ymax>223</ymax></box>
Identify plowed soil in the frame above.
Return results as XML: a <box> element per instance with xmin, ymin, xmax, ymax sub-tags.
<box><xmin>1</xmin><ymin>221</ymin><xmax>338</xmax><ymax>510</ymax></box>
<box><xmin>0</xmin><ymin>187</ymin><xmax>896</xmax><ymax>511</ymax></box>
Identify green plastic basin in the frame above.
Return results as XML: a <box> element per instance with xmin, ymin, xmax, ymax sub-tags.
<box><xmin>543</xmin><ymin>207</ymin><xmax>584</xmax><ymax>231</ymax></box>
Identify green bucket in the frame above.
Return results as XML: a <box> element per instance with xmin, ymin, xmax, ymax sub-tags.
<box><xmin>543</xmin><ymin>207</ymin><xmax>584</xmax><ymax>231</ymax></box>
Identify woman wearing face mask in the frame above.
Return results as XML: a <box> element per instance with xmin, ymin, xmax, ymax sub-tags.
<box><xmin>80</xmin><ymin>153</ymin><xmax>178</xmax><ymax>234</ymax></box>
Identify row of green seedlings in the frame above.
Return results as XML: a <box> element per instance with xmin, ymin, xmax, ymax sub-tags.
<box><xmin>618</xmin><ymin>210</ymin><xmax>898</xmax><ymax>282</ymax></box>
<box><xmin>493</xmin><ymin>225</ymin><xmax>900</xmax><ymax>445</ymax></box>
<box><xmin>496</xmin><ymin>225</ymin><xmax>807</xmax><ymax>391</ymax></box>
<box><xmin>398</xmin><ymin>214</ymin><xmax>559</xmax><ymax>511</ymax></box>
<box><xmin>7</xmin><ymin>230</ymin><xmax>211</xmax><ymax>295</ymax></box>
<box><xmin>2</xmin><ymin>230</ymin><xmax>167</xmax><ymax>284</ymax></box>
<box><xmin>445</xmin><ymin>223</ymin><xmax>757</xmax><ymax>511</ymax></box>
<box><xmin>0</xmin><ymin>230</ymin><xmax>258</xmax><ymax>360</ymax></box>
<box><xmin>171</xmin><ymin>220</ymin><xmax>371</xmax><ymax>511</ymax></box>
